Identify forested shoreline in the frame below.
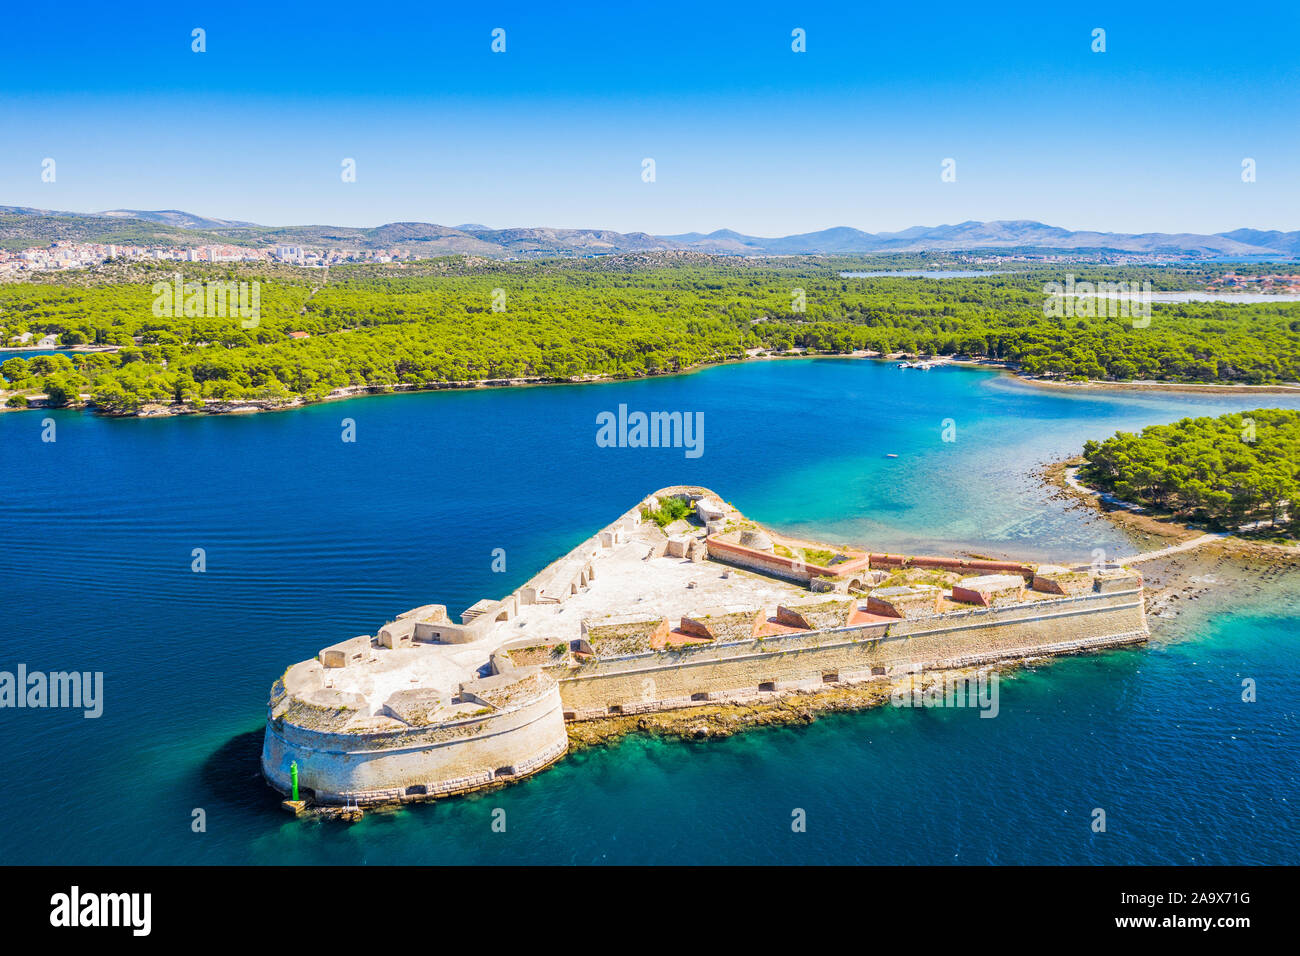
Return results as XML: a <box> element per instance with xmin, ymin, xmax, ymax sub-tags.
<box><xmin>2</xmin><ymin>256</ymin><xmax>1298</xmax><ymax>414</ymax></box>
<box><xmin>1080</xmin><ymin>409</ymin><xmax>1299</xmax><ymax>528</ymax></box>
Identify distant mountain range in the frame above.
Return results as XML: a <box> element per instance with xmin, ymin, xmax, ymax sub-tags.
<box><xmin>660</xmin><ymin>222</ymin><xmax>1300</xmax><ymax>257</ymax></box>
<box><xmin>3</xmin><ymin>205</ymin><xmax>1299</xmax><ymax>258</ymax></box>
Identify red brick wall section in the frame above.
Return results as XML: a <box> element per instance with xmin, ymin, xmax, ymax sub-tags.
<box><xmin>869</xmin><ymin>553</ymin><xmax>1033</xmax><ymax>575</ymax></box>
<box><xmin>706</xmin><ymin>538</ymin><xmax>871</xmax><ymax>579</ymax></box>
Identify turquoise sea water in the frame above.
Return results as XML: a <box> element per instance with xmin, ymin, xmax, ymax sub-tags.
<box><xmin>1</xmin><ymin>359</ymin><xmax>1297</xmax><ymax>864</ymax></box>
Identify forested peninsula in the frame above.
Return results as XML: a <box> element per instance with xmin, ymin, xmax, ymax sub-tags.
<box><xmin>1080</xmin><ymin>408</ymin><xmax>1299</xmax><ymax>528</ymax></box>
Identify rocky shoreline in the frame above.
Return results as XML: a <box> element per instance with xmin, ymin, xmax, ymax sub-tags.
<box><xmin>565</xmin><ymin>683</ymin><xmax>896</xmax><ymax>748</ymax></box>
<box><xmin>1038</xmin><ymin>457</ymin><xmax>1201</xmax><ymax>548</ymax></box>
<box><xmin>564</xmin><ymin>646</ymin><xmax>1123</xmax><ymax>749</ymax></box>
<box><xmin>1039</xmin><ymin>456</ymin><xmax>1299</xmax><ymax>634</ymax></box>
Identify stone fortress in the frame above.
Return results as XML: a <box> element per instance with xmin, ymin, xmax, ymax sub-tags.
<box><xmin>262</xmin><ymin>486</ymin><xmax>1148</xmax><ymax>810</ymax></box>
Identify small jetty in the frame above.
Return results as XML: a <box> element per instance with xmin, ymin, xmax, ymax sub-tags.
<box><xmin>278</xmin><ymin>763</ymin><xmax>365</xmax><ymax>822</ymax></box>
<box><xmin>280</xmin><ymin>797</ymin><xmax>364</xmax><ymax>823</ymax></box>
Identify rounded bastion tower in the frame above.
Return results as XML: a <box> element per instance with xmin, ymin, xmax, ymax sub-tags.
<box><xmin>262</xmin><ymin>632</ymin><xmax>569</xmax><ymax>806</ymax></box>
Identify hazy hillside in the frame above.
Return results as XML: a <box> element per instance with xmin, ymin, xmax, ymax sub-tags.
<box><xmin>2</xmin><ymin>206</ymin><xmax>1297</xmax><ymax>258</ymax></box>
<box><xmin>0</xmin><ymin>209</ymin><xmax>260</xmax><ymax>251</ymax></box>
<box><xmin>96</xmin><ymin>209</ymin><xmax>258</xmax><ymax>229</ymax></box>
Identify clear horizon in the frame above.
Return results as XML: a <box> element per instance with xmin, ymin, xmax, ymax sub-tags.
<box><xmin>3</xmin><ymin>1</ymin><xmax>1298</xmax><ymax>234</ymax></box>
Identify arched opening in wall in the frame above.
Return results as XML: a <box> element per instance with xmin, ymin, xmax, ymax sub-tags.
<box><xmin>496</xmin><ymin>610</ymin><xmax>509</xmax><ymax>622</ymax></box>
<box><xmin>571</xmin><ymin>582</ymin><xmax>579</xmax><ymax>595</ymax></box>
<box><xmin>871</xmin><ymin>666</ymin><xmax>886</xmax><ymax>676</ymax></box>
<box><xmin>495</xmin><ymin>766</ymin><xmax>514</xmax><ymax>778</ymax></box>
<box><xmin>758</xmin><ymin>681</ymin><xmax>777</xmax><ymax>692</ymax></box>
<box><xmin>563</xmin><ymin>711</ymin><xmax>576</xmax><ymax>721</ymax></box>
<box><xmin>691</xmin><ymin>692</ymin><xmax>709</xmax><ymax>701</ymax></box>
<box><xmin>822</xmin><ymin>672</ymin><xmax>839</xmax><ymax>683</ymax></box>
<box><xmin>298</xmin><ymin>787</ymin><xmax>316</xmax><ymax>803</ymax></box>
<box><xmin>848</xmin><ymin>579</ymin><xmax>864</xmax><ymax>594</ymax></box>
<box><xmin>608</xmin><ymin>704</ymin><xmax>623</xmax><ymax>714</ymax></box>
<box><xmin>405</xmin><ymin>785</ymin><xmax>427</xmax><ymax>796</ymax></box>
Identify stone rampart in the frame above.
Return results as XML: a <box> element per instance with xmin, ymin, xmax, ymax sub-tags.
<box><xmin>262</xmin><ymin>680</ymin><xmax>568</xmax><ymax>806</ymax></box>
<box><xmin>555</xmin><ymin>587</ymin><xmax>1146</xmax><ymax>717</ymax></box>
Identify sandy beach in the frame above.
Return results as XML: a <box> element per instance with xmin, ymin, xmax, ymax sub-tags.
<box><xmin>1014</xmin><ymin>376</ymin><xmax>1300</xmax><ymax>396</ymax></box>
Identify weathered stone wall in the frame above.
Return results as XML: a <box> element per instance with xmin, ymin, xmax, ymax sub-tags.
<box><xmin>680</xmin><ymin>608</ymin><xmax>763</xmax><ymax>641</ymax></box>
<box><xmin>867</xmin><ymin>586</ymin><xmax>942</xmax><ymax>618</ymax></box>
<box><xmin>319</xmin><ymin>635</ymin><xmax>372</xmax><ymax>668</ymax></box>
<box><xmin>706</xmin><ymin>537</ymin><xmax>870</xmax><ymax>586</ymax></box>
<box><xmin>1033</xmin><ymin>568</ymin><xmax>1094</xmax><ymax>596</ymax></box>
<box><xmin>555</xmin><ymin>588</ymin><xmax>1147</xmax><ymax>717</ymax></box>
<box><xmin>869</xmin><ymin>553</ymin><xmax>1033</xmax><ymax>575</ymax></box>
<box><xmin>776</xmin><ymin>601</ymin><xmax>854</xmax><ymax>630</ymax></box>
<box><xmin>261</xmin><ymin>683</ymin><xmax>569</xmax><ymax>806</ymax></box>
<box><xmin>952</xmin><ymin>575</ymin><xmax>1026</xmax><ymax>607</ymax></box>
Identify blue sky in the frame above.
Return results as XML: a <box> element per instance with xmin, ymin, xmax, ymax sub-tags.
<box><xmin>2</xmin><ymin>1</ymin><xmax>1297</xmax><ymax>234</ymax></box>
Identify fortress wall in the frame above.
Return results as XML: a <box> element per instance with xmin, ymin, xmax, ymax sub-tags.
<box><xmin>264</xmin><ymin>485</ymin><xmax>1153</xmax><ymax>809</ymax></box>
<box><xmin>261</xmin><ymin>684</ymin><xmax>568</xmax><ymax>806</ymax></box>
<box><xmin>556</xmin><ymin>589</ymin><xmax>1146</xmax><ymax>716</ymax></box>
<box><xmin>705</xmin><ymin>539</ymin><xmax>870</xmax><ymax>584</ymax></box>
<box><xmin>708</xmin><ymin>545</ymin><xmax>812</xmax><ymax>584</ymax></box>
<box><xmin>869</xmin><ymin>553</ymin><xmax>1034</xmax><ymax>575</ymax></box>
<box><xmin>514</xmin><ymin>503</ymin><xmax>646</xmax><ymax>604</ymax></box>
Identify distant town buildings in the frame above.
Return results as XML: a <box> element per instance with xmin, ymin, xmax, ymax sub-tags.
<box><xmin>0</xmin><ymin>240</ymin><xmax>414</xmax><ymax>277</ymax></box>
<box><xmin>0</xmin><ymin>240</ymin><xmax>1293</xmax><ymax>284</ymax></box>
<box><xmin>1212</xmin><ymin>271</ymin><xmax>1300</xmax><ymax>293</ymax></box>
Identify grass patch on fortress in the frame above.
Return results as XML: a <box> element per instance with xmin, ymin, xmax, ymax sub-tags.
<box><xmin>641</xmin><ymin>496</ymin><xmax>693</xmax><ymax>528</ymax></box>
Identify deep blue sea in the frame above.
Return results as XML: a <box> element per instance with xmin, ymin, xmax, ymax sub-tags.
<box><xmin>1</xmin><ymin>359</ymin><xmax>1297</xmax><ymax>864</ymax></box>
